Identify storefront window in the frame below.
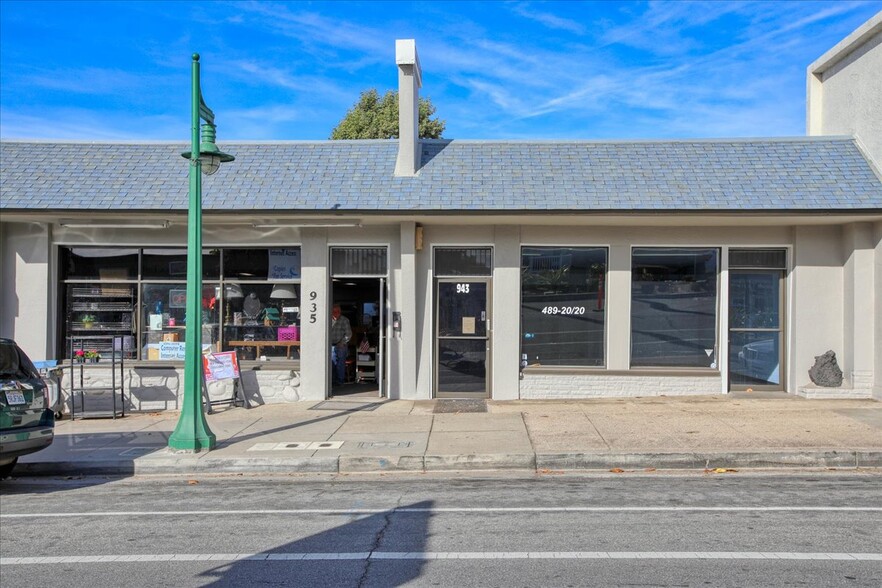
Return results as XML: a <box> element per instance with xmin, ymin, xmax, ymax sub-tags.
<box><xmin>520</xmin><ymin>247</ymin><xmax>607</xmax><ymax>367</ymax></box>
<box><xmin>59</xmin><ymin>247</ymin><xmax>301</xmax><ymax>363</ymax></box>
<box><xmin>222</xmin><ymin>282</ymin><xmax>300</xmax><ymax>360</ymax></box>
<box><xmin>630</xmin><ymin>247</ymin><xmax>719</xmax><ymax>368</ymax></box>
<box><xmin>141</xmin><ymin>283</ymin><xmax>219</xmax><ymax>361</ymax></box>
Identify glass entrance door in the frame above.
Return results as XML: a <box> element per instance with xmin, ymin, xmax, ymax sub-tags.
<box><xmin>728</xmin><ymin>270</ymin><xmax>784</xmax><ymax>390</ymax></box>
<box><xmin>435</xmin><ymin>279</ymin><xmax>490</xmax><ymax>398</ymax></box>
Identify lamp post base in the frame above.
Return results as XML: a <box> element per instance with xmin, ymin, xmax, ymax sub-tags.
<box><xmin>168</xmin><ymin>411</ymin><xmax>216</xmax><ymax>452</ymax></box>
<box><xmin>168</xmin><ymin>431</ymin><xmax>217</xmax><ymax>453</ymax></box>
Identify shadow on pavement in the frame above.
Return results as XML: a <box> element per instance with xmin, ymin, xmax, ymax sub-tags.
<box><xmin>198</xmin><ymin>500</ymin><xmax>433</xmax><ymax>587</ymax></box>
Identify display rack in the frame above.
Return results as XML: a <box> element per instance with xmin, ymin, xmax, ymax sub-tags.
<box><xmin>67</xmin><ymin>285</ymin><xmax>136</xmax><ymax>360</ymax></box>
<box><xmin>356</xmin><ymin>347</ymin><xmax>377</xmax><ymax>383</ymax></box>
<box><xmin>69</xmin><ymin>335</ymin><xmax>126</xmax><ymax>419</ymax></box>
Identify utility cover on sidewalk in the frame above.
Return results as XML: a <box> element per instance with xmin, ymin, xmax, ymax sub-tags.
<box><xmin>433</xmin><ymin>399</ymin><xmax>487</xmax><ymax>413</ymax></box>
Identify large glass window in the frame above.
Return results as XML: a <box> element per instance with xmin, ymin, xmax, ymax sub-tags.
<box><xmin>630</xmin><ymin>247</ymin><xmax>719</xmax><ymax>368</ymax></box>
<box><xmin>59</xmin><ymin>247</ymin><xmax>301</xmax><ymax>363</ymax></box>
<box><xmin>520</xmin><ymin>247</ymin><xmax>607</xmax><ymax>367</ymax></box>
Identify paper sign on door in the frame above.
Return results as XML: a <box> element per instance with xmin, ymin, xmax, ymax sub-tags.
<box><xmin>462</xmin><ymin>317</ymin><xmax>476</xmax><ymax>334</ymax></box>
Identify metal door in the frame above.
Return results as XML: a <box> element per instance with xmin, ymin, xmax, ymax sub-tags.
<box><xmin>435</xmin><ymin>279</ymin><xmax>490</xmax><ymax>398</ymax></box>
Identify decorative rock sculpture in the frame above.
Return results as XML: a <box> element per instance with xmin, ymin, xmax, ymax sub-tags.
<box><xmin>808</xmin><ymin>350</ymin><xmax>843</xmax><ymax>387</ymax></box>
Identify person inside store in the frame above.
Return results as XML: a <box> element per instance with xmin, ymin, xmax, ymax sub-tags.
<box><xmin>330</xmin><ymin>304</ymin><xmax>352</xmax><ymax>386</ymax></box>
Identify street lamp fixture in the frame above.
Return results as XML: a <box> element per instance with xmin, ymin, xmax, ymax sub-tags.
<box><xmin>168</xmin><ymin>53</ymin><xmax>234</xmax><ymax>453</ymax></box>
<box><xmin>182</xmin><ymin>122</ymin><xmax>235</xmax><ymax>176</ymax></box>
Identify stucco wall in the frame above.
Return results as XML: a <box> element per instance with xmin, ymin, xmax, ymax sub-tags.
<box><xmin>0</xmin><ymin>222</ymin><xmax>53</xmax><ymax>359</ymax></box>
<box><xmin>875</xmin><ymin>220</ymin><xmax>882</xmax><ymax>399</ymax></box>
<box><xmin>791</xmin><ymin>225</ymin><xmax>845</xmax><ymax>390</ymax></box>
<box><xmin>808</xmin><ymin>18</ymin><xmax>882</xmax><ymax>166</ymax></box>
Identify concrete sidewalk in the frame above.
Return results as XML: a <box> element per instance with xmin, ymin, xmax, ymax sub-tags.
<box><xmin>14</xmin><ymin>395</ymin><xmax>882</xmax><ymax>477</ymax></box>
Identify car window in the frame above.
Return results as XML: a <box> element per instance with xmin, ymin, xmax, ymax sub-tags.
<box><xmin>0</xmin><ymin>343</ymin><xmax>39</xmax><ymax>379</ymax></box>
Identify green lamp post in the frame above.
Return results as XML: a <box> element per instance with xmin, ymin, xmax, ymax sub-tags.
<box><xmin>168</xmin><ymin>54</ymin><xmax>234</xmax><ymax>452</ymax></box>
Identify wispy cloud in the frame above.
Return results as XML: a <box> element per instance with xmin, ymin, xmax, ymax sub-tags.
<box><xmin>510</xmin><ymin>3</ymin><xmax>587</xmax><ymax>35</ymax></box>
<box><xmin>1</xmin><ymin>1</ymin><xmax>877</xmax><ymax>141</ymax></box>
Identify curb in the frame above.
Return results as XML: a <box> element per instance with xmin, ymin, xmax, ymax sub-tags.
<box><xmin>13</xmin><ymin>451</ymin><xmax>882</xmax><ymax>477</ymax></box>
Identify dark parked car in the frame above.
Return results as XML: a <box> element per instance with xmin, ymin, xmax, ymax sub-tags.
<box><xmin>0</xmin><ymin>338</ymin><xmax>55</xmax><ymax>478</ymax></box>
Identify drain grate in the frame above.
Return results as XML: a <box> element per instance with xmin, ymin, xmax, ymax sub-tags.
<box><xmin>356</xmin><ymin>441</ymin><xmax>414</xmax><ymax>449</ymax></box>
<box><xmin>433</xmin><ymin>399</ymin><xmax>487</xmax><ymax>414</ymax></box>
<box><xmin>311</xmin><ymin>401</ymin><xmax>383</xmax><ymax>412</ymax></box>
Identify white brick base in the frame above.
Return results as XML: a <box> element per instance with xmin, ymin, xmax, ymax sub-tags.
<box><xmin>519</xmin><ymin>372</ymin><xmax>721</xmax><ymax>399</ymax></box>
<box><xmin>796</xmin><ymin>384</ymin><xmax>873</xmax><ymax>399</ymax></box>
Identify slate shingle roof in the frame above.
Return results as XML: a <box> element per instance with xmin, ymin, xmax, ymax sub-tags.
<box><xmin>1</xmin><ymin>137</ymin><xmax>880</xmax><ymax>212</ymax></box>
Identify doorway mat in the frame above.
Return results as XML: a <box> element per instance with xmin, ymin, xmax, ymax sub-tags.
<box><xmin>310</xmin><ymin>401</ymin><xmax>384</xmax><ymax>412</ymax></box>
<box><xmin>433</xmin><ymin>399</ymin><xmax>487</xmax><ymax>414</ymax></box>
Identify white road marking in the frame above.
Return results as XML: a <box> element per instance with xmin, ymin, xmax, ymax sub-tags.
<box><xmin>2</xmin><ymin>506</ymin><xmax>881</xmax><ymax>518</ymax></box>
<box><xmin>2</xmin><ymin>552</ymin><xmax>881</xmax><ymax>565</ymax></box>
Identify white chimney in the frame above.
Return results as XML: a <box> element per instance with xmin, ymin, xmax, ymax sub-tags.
<box><xmin>395</xmin><ymin>39</ymin><xmax>422</xmax><ymax>177</ymax></box>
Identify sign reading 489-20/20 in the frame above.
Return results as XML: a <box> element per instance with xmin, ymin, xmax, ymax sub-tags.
<box><xmin>541</xmin><ymin>306</ymin><xmax>586</xmax><ymax>315</ymax></box>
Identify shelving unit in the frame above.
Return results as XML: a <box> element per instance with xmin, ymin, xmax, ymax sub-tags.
<box><xmin>356</xmin><ymin>347</ymin><xmax>377</xmax><ymax>383</ymax></box>
<box><xmin>67</xmin><ymin>286</ymin><xmax>136</xmax><ymax>360</ymax></box>
<box><xmin>69</xmin><ymin>335</ymin><xmax>126</xmax><ymax>419</ymax></box>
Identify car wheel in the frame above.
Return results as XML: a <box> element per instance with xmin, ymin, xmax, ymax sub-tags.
<box><xmin>0</xmin><ymin>458</ymin><xmax>18</xmax><ymax>480</ymax></box>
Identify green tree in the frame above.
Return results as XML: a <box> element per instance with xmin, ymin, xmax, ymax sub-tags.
<box><xmin>330</xmin><ymin>89</ymin><xmax>445</xmax><ymax>139</ymax></box>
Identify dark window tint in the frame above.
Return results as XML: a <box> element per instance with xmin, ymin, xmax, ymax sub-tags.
<box><xmin>223</xmin><ymin>249</ymin><xmax>270</xmax><ymax>280</ymax></box>
<box><xmin>435</xmin><ymin>248</ymin><xmax>492</xmax><ymax>277</ymax></box>
<box><xmin>61</xmin><ymin>247</ymin><xmax>137</xmax><ymax>280</ymax></box>
<box><xmin>331</xmin><ymin>247</ymin><xmax>387</xmax><ymax>276</ymax></box>
<box><xmin>729</xmin><ymin>249</ymin><xmax>786</xmax><ymax>269</ymax></box>
<box><xmin>631</xmin><ymin>248</ymin><xmax>719</xmax><ymax>368</ymax></box>
<box><xmin>521</xmin><ymin>247</ymin><xmax>607</xmax><ymax>367</ymax></box>
<box><xmin>142</xmin><ymin>249</ymin><xmax>220</xmax><ymax>279</ymax></box>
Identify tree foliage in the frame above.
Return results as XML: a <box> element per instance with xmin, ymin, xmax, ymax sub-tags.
<box><xmin>330</xmin><ymin>89</ymin><xmax>445</xmax><ymax>140</ymax></box>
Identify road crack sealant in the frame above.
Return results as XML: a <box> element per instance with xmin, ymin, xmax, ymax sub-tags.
<box><xmin>357</xmin><ymin>495</ymin><xmax>403</xmax><ymax>588</ymax></box>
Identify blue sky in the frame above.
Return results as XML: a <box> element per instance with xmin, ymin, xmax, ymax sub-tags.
<box><xmin>1</xmin><ymin>1</ymin><xmax>879</xmax><ymax>141</ymax></box>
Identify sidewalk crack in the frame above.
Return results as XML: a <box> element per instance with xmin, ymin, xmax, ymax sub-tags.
<box><xmin>582</xmin><ymin>408</ymin><xmax>611</xmax><ymax>451</ymax></box>
<box><xmin>520</xmin><ymin>412</ymin><xmax>539</xmax><ymax>466</ymax></box>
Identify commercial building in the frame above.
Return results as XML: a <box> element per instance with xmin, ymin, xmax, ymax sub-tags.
<box><xmin>2</xmin><ymin>37</ymin><xmax>881</xmax><ymax>408</ymax></box>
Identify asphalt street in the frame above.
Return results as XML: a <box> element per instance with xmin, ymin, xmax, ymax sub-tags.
<box><xmin>1</xmin><ymin>472</ymin><xmax>881</xmax><ymax>587</ymax></box>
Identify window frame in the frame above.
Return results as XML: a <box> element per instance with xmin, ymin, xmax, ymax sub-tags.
<box><xmin>58</xmin><ymin>246</ymin><xmax>303</xmax><ymax>364</ymax></box>
<box><xmin>629</xmin><ymin>246</ymin><xmax>721</xmax><ymax>371</ymax></box>
<box><xmin>519</xmin><ymin>244</ymin><xmax>609</xmax><ymax>370</ymax></box>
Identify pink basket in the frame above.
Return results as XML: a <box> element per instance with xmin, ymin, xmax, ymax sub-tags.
<box><xmin>278</xmin><ymin>326</ymin><xmax>299</xmax><ymax>341</ymax></box>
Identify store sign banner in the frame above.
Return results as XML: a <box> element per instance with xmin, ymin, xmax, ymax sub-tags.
<box><xmin>158</xmin><ymin>342</ymin><xmax>187</xmax><ymax>360</ymax></box>
<box><xmin>151</xmin><ymin>342</ymin><xmax>212</xmax><ymax>361</ymax></box>
<box><xmin>269</xmin><ymin>249</ymin><xmax>301</xmax><ymax>280</ymax></box>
